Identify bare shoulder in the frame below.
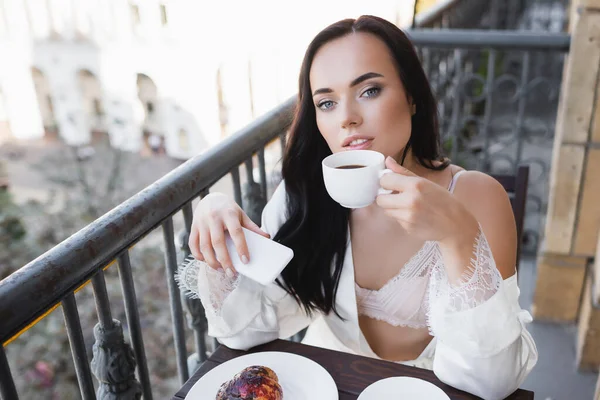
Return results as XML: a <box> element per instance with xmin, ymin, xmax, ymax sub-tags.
<box><xmin>451</xmin><ymin>169</ymin><xmax>517</xmax><ymax>278</ymax></box>
<box><xmin>427</xmin><ymin>163</ymin><xmax>511</xmax><ymax>207</ymax></box>
<box><xmin>451</xmin><ymin>170</ymin><xmax>509</xmax><ymax>208</ymax></box>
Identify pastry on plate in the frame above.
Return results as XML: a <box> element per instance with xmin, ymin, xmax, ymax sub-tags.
<box><xmin>216</xmin><ymin>365</ymin><xmax>283</xmax><ymax>400</ymax></box>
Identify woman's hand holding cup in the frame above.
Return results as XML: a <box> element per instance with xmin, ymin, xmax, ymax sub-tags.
<box><xmin>376</xmin><ymin>156</ymin><xmax>478</xmax><ymax>243</ymax></box>
<box><xmin>322</xmin><ymin>151</ymin><xmax>477</xmax><ymax>243</ymax></box>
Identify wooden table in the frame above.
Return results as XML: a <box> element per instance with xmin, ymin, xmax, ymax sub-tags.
<box><xmin>172</xmin><ymin>339</ymin><xmax>534</xmax><ymax>400</ymax></box>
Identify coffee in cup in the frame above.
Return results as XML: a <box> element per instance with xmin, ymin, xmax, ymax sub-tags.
<box><xmin>335</xmin><ymin>164</ymin><xmax>366</xmax><ymax>170</ymax></box>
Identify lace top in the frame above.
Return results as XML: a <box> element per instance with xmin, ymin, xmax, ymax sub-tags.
<box><xmin>354</xmin><ymin>242</ymin><xmax>433</xmax><ymax>328</ymax></box>
<box><xmin>354</xmin><ymin>171</ymin><xmax>470</xmax><ymax>328</ymax></box>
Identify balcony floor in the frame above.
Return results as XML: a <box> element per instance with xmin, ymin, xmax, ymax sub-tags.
<box><xmin>519</xmin><ymin>255</ymin><xmax>597</xmax><ymax>399</ymax></box>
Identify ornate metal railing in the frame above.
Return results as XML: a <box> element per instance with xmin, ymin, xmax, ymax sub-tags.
<box><xmin>412</xmin><ymin>30</ymin><xmax>569</xmax><ymax>253</ymax></box>
<box><xmin>0</xmin><ymin>29</ymin><xmax>570</xmax><ymax>400</ymax></box>
<box><xmin>412</xmin><ymin>1</ymin><xmax>570</xmax><ymax>256</ymax></box>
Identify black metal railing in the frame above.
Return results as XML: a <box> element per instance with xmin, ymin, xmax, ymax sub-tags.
<box><xmin>412</xmin><ymin>30</ymin><xmax>569</xmax><ymax>253</ymax></box>
<box><xmin>0</xmin><ymin>98</ymin><xmax>295</xmax><ymax>399</ymax></box>
<box><xmin>0</xmin><ymin>28</ymin><xmax>570</xmax><ymax>400</ymax></box>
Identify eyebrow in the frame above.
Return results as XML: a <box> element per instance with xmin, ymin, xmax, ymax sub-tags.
<box><xmin>312</xmin><ymin>72</ymin><xmax>384</xmax><ymax>96</ymax></box>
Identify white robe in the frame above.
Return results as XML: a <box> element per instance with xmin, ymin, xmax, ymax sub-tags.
<box><xmin>178</xmin><ymin>182</ymin><xmax>538</xmax><ymax>400</ymax></box>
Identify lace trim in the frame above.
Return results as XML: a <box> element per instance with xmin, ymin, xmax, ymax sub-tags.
<box><xmin>176</xmin><ymin>256</ymin><xmax>241</xmax><ymax>317</ymax></box>
<box><xmin>354</xmin><ymin>243</ymin><xmax>435</xmax><ymax>328</ymax></box>
<box><xmin>175</xmin><ymin>256</ymin><xmax>200</xmax><ymax>299</ymax></box>
<box><xmin>358</xmin><ymin>312</ymin><xmax>429</xmax><ymax>329</ymax></box>
<box><xmin>427</xmin><ymin>225</ymin><xmax>502</xmax><ymax>335</ymax></box>
<box><xmin>354</xmin><ymin>241</ymin><xmax>434</xmax><ymax>294</ymax></box>
<box><xmin>445</xmin><ymin>226</ymin><xmax>502</xmax><ymax>310</ymax></box>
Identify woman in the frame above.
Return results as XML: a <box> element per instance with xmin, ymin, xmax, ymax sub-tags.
<box><xmin>179</xmin><ymin>15</ymin><xmax>537</xmax><ymax>400</ymax></box>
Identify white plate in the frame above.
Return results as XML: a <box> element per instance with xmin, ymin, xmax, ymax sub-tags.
<box><xmin>185</xmin><ymin>351</ymin><xmax>338</xmax><ymax>400</ymax></box>
<box><xmin>358</xmin><ymin>377</ymin><xmax>450</xmax><ymax>400</ymax></box>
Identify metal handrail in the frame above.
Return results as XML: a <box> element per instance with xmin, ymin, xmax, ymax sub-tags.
<box><xmin>0</xmin><ymin>97</ymin><xmax>295</xmax><ymax>344</ymax></box>
<box><xmin>408</xmin><ymin>29</ymin><xmax>571</xmax><ymax>50</ymax></box>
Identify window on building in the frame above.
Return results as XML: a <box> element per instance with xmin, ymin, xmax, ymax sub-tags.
<box><xmin>160</xmin><ymin>4</ymin><xmax>168</xmax><ymax>26</ymax></box>
<box><xmin>131</xmin><ymin>4</ymin><xmax>141</xmax><ymax>28</ymax></box>
<box><xmin>93</xmin><ymin>99</ymin><xmax>104</xmax><ymax>116</ymax></box>
<box><xmin>178</xmin><ymin>128</ymin><xmax>189</xmax><ymax>151</ymax></box>
<box><xmin>46</xmin><ymin>95</ymin><xmax>54</xmax><ymax>116</ymax></box>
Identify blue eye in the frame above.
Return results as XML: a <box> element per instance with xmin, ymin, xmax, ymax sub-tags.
<box><xmin>317</xmin><ymin>100</ymin><xmax>335</xmax><ymax>111</ymax></box>
<box><xmin>362</xmin><ymin>87</ymin><xmax>381</xmax><ymax>98</ymax></box>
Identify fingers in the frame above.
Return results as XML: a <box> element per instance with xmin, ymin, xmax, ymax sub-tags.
<box><xmin>382</xmin><ymin>208</ymin><xmax>415</xmax><ymax>228</ymax></box>
<box><xmin>241</xmin><ymin>213</ymin><xmax>270</xmax><ymax>239</ymax></box>
<box><xmin>188</xmin><ymin>228</ymin><xmax>204</xmax><ymax>261</ymax></box>
<box><xmin>385</xmin><ymin>156</ymin><xmax>417</xmax><ymax>176</ymax></box>
<box><xmin>380</xmin><ymin>156</ymin><xmax>426</xmax><ymax>193</ymax></box>
<box><xmin>223</xmin><ymin>210</ymin><xmax>249</xmax><ymax>264</ymax></box>
<box><xmin>379</xmin><ymin>172</ymin><xmax>418</xmax><ymax>193</ymax></box>
<box><xmin>209</xmin><ymin>216</ymin><xmax>236</xmax><ymax>278</ymax></box>
<box><xmin>376</xmin><ymin>192</ymin><xmax>416</xmax><ymax>210</ymax></box>
<box><xmin>198</xmin><ymin>224</ymin><xmax>221</xmax><ymax>269</ymax></box>
<box><xmin>189</xmin><ymin>192</ymin><xmax>265</xmax><ymax>280</ymax></box>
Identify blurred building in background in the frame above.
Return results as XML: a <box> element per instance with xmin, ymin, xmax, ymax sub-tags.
<box><xmin>0</xmin><ymin>0</ymin><xmax>413</xmax><ymax>159</ymax></box>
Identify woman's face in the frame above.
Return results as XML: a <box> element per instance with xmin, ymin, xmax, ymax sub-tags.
<box><xmin>309</xmin><ymin>32</ymin><xmax>413</xmax><ymax>159</ymax></box>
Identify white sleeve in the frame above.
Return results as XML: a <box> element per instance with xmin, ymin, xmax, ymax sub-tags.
<box><xmin>428</xmin><ymin>228</ymin><xmax>538</xmax><ymax>400</ymax></box>
<box><xmin>176</xmin><ymin>182</ymin><xmax>314</xmax><ymax>350</ymax></box>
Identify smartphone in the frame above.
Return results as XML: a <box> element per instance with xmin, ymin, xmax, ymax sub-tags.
<box><xmin>225</xmin><ymin>227</ymin><xmax>294</xmax><ymax>286</ymax></box>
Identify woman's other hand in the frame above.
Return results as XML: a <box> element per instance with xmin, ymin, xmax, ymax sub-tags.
<box><xmin>376</xmin><ymin>157</ymin><xmax>479</xmax><ymax>245</ymax></box>
<box><xmin>188</xmin><ymin>193</ymin><xmax>270</xmax><ymax>277</ymax></box>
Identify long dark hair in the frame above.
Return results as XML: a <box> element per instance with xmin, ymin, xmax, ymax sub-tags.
<box><xmin>273</xmin><ymin>15</ymin><xmax>449</xmax><ymax>318</ymax></box>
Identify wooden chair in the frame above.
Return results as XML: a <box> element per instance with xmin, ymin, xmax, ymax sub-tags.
<box><xmin>490</xmin><ymin>165</ymin><xmax>530</xmax><ymax>271</ymax></box>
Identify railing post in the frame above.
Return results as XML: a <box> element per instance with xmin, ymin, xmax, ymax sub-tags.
<box><xmin>231</xmin><ymin>166</ymin><xmax>243</xmax><ymax>207</ymax></box>
<box><xmin>243</xmin><ymin>157</ymin><xmax>267</xmax><ymax>225</ymax></box>
<box><xmin>116</xmin><ymin>252</ymin><xmax>154</xmax><ymax>400</ymax></box>
<box><xmin>513</xmin><ymin>51</ymin><xmax>531</xmax><ymax>172</ymax></box>
<box><xmin>180</xmin><ymin>199</ymin><xmax>209</xmax><ymax>372</ymax></box>
<box><xmin>490</xmin><ymin>0</ymin><xmax>500</xmax><ymax>29</ymax></box>
<box><xmin>62</xmin><ymin>293</ymin><xmax>96</xmax><ymax>400</ymax></box>
<box><xmin>90</xmin><ymin>271</ymin><xmax>142</xmax><ymax>400</ymax></box>
<box><xmin>162</xmin><ymin>218</ymin><xmax>190</xmax><ymax>384</ymax></box>
<box><xmin>0</xmin><ymin>345</ymin><xmax>19</xmax><ymax>400</ymax></box>
<box><xmin>91</xmin><ymin>320</ymin><xmax>142</xmax><ymax>400</ymax></box>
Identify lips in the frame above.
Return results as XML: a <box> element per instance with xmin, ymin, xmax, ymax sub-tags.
<box><xmin>342</xmin><ymin>135</ymin><xmax>374</xmax><ymax>150</ymax></box>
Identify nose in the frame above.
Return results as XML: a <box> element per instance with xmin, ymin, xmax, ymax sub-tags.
<box><xmin>340</xmin><ymin>102</ymin><xmax>363</xmax><ymax>130</ymax></box>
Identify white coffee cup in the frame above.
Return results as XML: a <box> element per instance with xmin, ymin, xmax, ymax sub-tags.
<box><xmin>322</xmin><ymin>150</ymin><xmax>393</xmax><ymax>209</ymax></box>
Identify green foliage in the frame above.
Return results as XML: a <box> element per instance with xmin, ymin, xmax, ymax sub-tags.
<box><xmin>0</xmin><ymin>190</ymin><xmax>26</xmax><ymax>241</ymax></box>
<box><xmin>0</xmin><ymin>190</ymin><xmax>30</xmax><ymax>279</ymax></box>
